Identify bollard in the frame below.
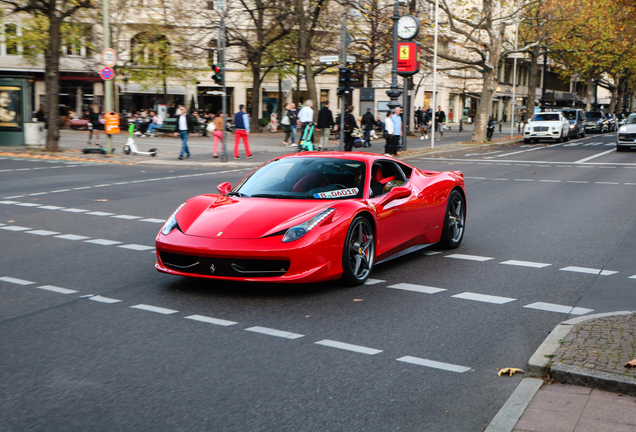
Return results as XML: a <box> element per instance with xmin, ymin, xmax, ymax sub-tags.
<box><xmin>459</xmin><ymin>119</ymin><xmax>463</xmax><ymax>132</ymax></box>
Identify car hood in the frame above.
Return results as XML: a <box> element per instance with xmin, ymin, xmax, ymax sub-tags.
<box><xmin>175</xmin><ymin>194</ymin><xmax>337</xmax><ymax>239</ymax></box>
<box><xmin>528</xmin><ymin>121</ymin><xmax>562</xmax><ymax>127</ymax></box>
<box><xmin>621</xmin><ymin>124</ymin><xmax>636</xmax><ymax>132</ymax></box>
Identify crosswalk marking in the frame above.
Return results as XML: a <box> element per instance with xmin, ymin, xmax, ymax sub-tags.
<box><xmin>185</xmin><ymin>315</ymin><xmax>237</xmax><ymax>326</ymax></box>
<box><xmin>364</xmin><ymin>278</ymin><xmax>386</xmax><ymax>285</ymax></box>
<box><xmin>0</xmin><ymin>276</ymin><xmax>34</xmax><ymax>285</ymax></box>
<box><xmin>245</xmin><ymin>326</ymin><xmax>304</xmax><ymax>339</ymax></box>
<box><xmin>445</xmin><ymin>254</ymin><xmax>494</xmax><ymax>262</ymax></box>
<box><xmin>89</xmin><ymin>295</ymin><xmax>121</xmax><ymax>304</ymax></box>
<box><xmin>397</xmin><ymin>356</ymin><xmax>471</xmax><ymax>373</ymax></box>
<box><xmin>523</xmin><ymin>302</ymin><xmax>593</xmax><ymax>315</ymax></box>
<box><xmin>388</xmin><ymin>283</ymin><xmax>447</xmax><ymax>294</ymax></box>
<box><xmin>451</xmin><ymin>292</ymin><xmax>516</xmax><ymax>304</ymax></box>
<box><xmin>37</xmin><ymin>285</ymin><xmax>78</xmax><ymax>294</ymax></box>
<box><xmin>315</xmin><ymin>340</ymin><xmax>382</xmax><ymax>355</ymax></box>
<box><xmin>130</xmin><ymin>304</ymin><xmax>178</xmax><ymax>314</ymax></box>
<box><xmin>559</xmin><ymin>266</ymin><xmax>618</xmax><ymax>276</ymax></box>
<box><xmin>499</xmin><ymin>260</ymin><xmax>551</xmax><ymax>268</ymax></box>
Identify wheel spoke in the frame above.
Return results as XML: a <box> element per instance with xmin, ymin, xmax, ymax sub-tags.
<box><xmin>353</xmin><ymin>255</ymin><xmax>361</xmax><ymax>275</ymax></box>
<box><xmin>360</xmin><ymin>254</ymin><xmax>369</xmax><ymax>270</ymax></box>
<box><xmin>454</xmin><ymin>200</ymin><xmax>462</xmax><ymax>217</ymax></box>
<box><xmin>356</xmin><ymin>224</ymin><xmax>363</xmax><ymax>245</ymax></box>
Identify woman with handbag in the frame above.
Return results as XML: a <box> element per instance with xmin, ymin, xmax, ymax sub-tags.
<box><xmin>209</xmin><ymin>111</ymin><xmax>224</xmax><ymax>158</ymax></box>
<box><xmin>384</xmin><ymin>111</ymin><xmax>395</xmax><ymax>155</ymax></box>
<box><xmin>280</xmin><ymin>103</ymin><xmax>292</xmax><ymax>146</ymax></box>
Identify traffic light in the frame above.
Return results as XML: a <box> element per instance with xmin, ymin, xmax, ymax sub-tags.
<box><xmin>212</xmin><ymin>64</ymin><xmax>223</xmax><ymax>85</ymax></box>
<box><xmin>337</xmin><ymin>67</ymin><xmax>354</xmax><ymax>95</ymax></box>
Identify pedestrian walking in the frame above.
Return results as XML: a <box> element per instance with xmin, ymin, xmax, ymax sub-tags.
<box><xmin>87</xmin><ymin>104</ymin><xmax>103</xmax><ymax>145</ymax></box>
<box><xmin>316</xmin><ymin>100</ymin><xmax>334</xmax><ymax>150</ymax></box>
<box><xmin>167</xmin><ymin>102</ymin><xmax>176</xmax><ymax>118</ymax></box>
<box><xmin>420</xmin><ymin>110</ymin><xmax>430</xmax><ymax>140</ymax></box>
<box><xmin>289</xmin><ymin>103</ymin><xmax>299</xmax><ymax>146</ymax></box>
<box><xmin>212</xmin><ymin>111</ymin><xmax>224</xmax><ymax>158</ymax></box>
<box><xmin>146</xmin><ymin>110</ymin><xmax>163</xmax><ymax>137</ymax></box>
<box><xmin>233</xmin><ymin>104</ymin><xmax>253</xmax><ymax>159</ymax></box>
<box><xmin>391</xmin><ymin>106</ymin><xmax>402</xmax><ymax>155</ymax></box>
<box><xmin>361</xmin><ymin>108</ymin><xmax>375</xmax><ymax>148</ymax></box>
<box><xmin>281</xmin><ymin>103</ymin><xmax>292</xmax><ymax>146</ymax></box>
<box><xmin>384</xmin><ymin>110</ymin><xmax>395</xmax><ymax>155</ymax></box>
<box><xmin>414</xmin><ymin>107</ymin><xmax>422</xmax><ymax>129</ymax></box>
<box><xmin>487</xmin><ymin>116</ymin><xmax>495</xmax><ymax>141</ymax></box>
<box><xmin>435</xmin><ymin>106</ymin><xmax>446</xmax><ymax>139</ymax></box>
<box><xmin>336</xmin><ymin>106</ymin><xmax>357</xmax><ymax>151</ymax></box>
<box><xmin>298</xmin><ymin>100</ymin><xmax>314</xmax><ymax>145</ymax></box>
<box><xmin>174</xmin><ymin>106</ymin><xmax>194</xmax><ymax>160</ymax></box>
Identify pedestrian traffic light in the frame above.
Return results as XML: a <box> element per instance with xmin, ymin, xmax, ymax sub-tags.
<box><xmin>338</xmin><ymin>67</ymin><xmax>354</xmax><ymax>95</ymax></box>
<box><xmin>212</xmin><ymin>65</ymin><xmax>223</xmax><ymax>85</ymax></box>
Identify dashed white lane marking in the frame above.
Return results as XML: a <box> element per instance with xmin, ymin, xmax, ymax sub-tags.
<box><xmin>130</xmin><ymin>304</ymin><xmax>178</xmax><ymax>314</ymax></box>
<box><xmin>15</xmin><ymin>202</ymin><xmax>40</xmax><ymax>207</ymax></box>
<box><xmin>559</xmin><ymin>266</ymin><xmax>618</xmax><ymax>276</ymax></box>
<box><xmin>89</xmin><ymin>295</ymin><xmax>122</xmax><ymax>304</ymax></box>
<box><xmin>629</xmin><ymin>275</ymin><xmax>636</xmax><ymax>280</ymax></box>
<box><xmin>539</xmin><ymin>180</ymin><xmax>561</xmax><ymax>183</ymax></box>
<box><xmin>0</xmin><ymin>225</ymin><xmax>31</xmax><ymax>231</ymax></box>
<box><xmin>112</xmin><ymin>215</ymin><xmax>143</xmax><ymax>220</ymax></box>
<box><xmin>0</xmin><ymin>276</ymin><xmax>34</xmax><ymax>285</ymax></box>
<box><xmin>54</xmin><ymin>234</ymin><xmax>90</xmax><ymax>240</ymax></box>
<box><xmin>314</xmin><ymin>340</ymin><xmax>382</xmax><ymax>355</ymax></box>
<box><xmin>595</xmin><ymin>182</ymin><xmax>619</xmax><ymax>185</ymax></box>
<box><xmin>493</xmin><ymin>178</ymin><xmax>508</xmax><ymax>181</ymax></box>
<box><xmin>118</xmin><ymin>244</ymin><xmax>155</xmax><ymax>251</ymax></box>
<box><xmin>0</xmin><ymin>200</ymin><xmax>19</xmax><ymax>204</ymax></box>
<box><xmin>185</xmin><ymin>314</ymin><xmax>237</xmax><ymax>326</ymax></box>
<box><xmin>61</xmin><ymin>208</ymin><xmax>89</xmax><ymax>213</ymax></box>
<box><xmin>86</xmin><ymin>211</ymin><xmax>115</xmax><ymax>216</ymax></box>
<box><xmin>397</xmin><ymin>356</ymin><xmax>471</xmax><ymax>373</ymax></box>
<box><xmin>514</xmin><ymin>179</ymin><xmax>533</xmax><ymax>182</ymax></box>
<box><xmin>423</xmin><ymin>251</ymin><xmax>441</xmax><ymax>256</ymax></box>
<box><xmin>445</xmin><ymin>254</ymin><xmax>494</xmax><ymax>262</ymax></box>
<box><xmin>388</xmin><ymin>283</ymin><xmax>447</xmax><ymax>294</ymax></box>
<box><xmin>364</xmin><ymin>278</ymin><xmax>386</xmax><ymax>285</ymax></box>
<box><xmin>85</xmin><ymin>239</ymin><xmax>122</xmax><ymax>246</ymax></box>
<box><xmin>26</xmin><ymin>230</ymin><xmax>60</xmax><ymax>236</ymax></box>
<box><xmin>37</xmin><ymin>285</ymin><xmax>78</xmax><ymax>294</ymax></box>
<box><xmin>567</xmin><ymin>180</ymin><xmax>588</xmax><ymax>184</ymax></box>
<box><xmin>451</xmin><ymin>292</ymin><xmax>516</xmax><ymax>304</ymax></box>
<box><xmin>39</xmin><ymin>205</ymin><xmax>65</xmax><ymax>210</ymax></box>
<box><xmin>523</xmin><ymin>302</ymin><xmax>594</xmax><ymax>315</ymax></box>
<box><xmin>140</xmin><ymin>218</ymin><xmax>165</xmax><ymax>224</ymax></box>
<box><xmin>573</xmin><ymin>149</ymin><xmax>615</xmax><ymax>164</ymax></box>
<box><xmin>499</xmin><ymin>260</ymin><xmax>551</xmax><ymax>269</ymax></box>
<box><xmin>245</xmin><ymin>326</ymin><xmax>304</xmax><ymax>339</ymax></box>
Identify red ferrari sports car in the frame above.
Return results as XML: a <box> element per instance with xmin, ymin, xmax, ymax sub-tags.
<box><xmin>155</xmin><ymin>152</ymin><xmax>465</xmax><ymax>285</ymax></box>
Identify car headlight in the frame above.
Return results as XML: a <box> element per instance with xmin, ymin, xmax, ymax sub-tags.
<box><xmin>161</xmin><ymin>202</ymin><xmax>186</xmax><ymax>235</ymax></box>
<box><xmin>569</xmin><ymin>124</ymin><xmax>575</xmax><ymax>129</ymax></box>
<box><xmin>282</xmin><ymin>208</ymin><xmax>335</xmax><ymax>243</ymax></box>
<box><xmin>619</xmin><ymin>126</ymin><xmax>627</xmax><ymax>133</ymax></box>
<box><xmin>524</xmin><ymin>125</ymin><xmax>531</xmax><ymax>130</ymax></box>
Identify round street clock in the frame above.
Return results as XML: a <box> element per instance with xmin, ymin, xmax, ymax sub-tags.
<box><xmin>397</xmin><ymin>15</ymin><xmax>420</xmax><ymax>40</ymax></box>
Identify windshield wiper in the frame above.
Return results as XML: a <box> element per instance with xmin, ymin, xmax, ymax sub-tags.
<box><xmin>227</xmin><ymin>191</ymin><xmax>248</xmax><ymax>197</ymax></box>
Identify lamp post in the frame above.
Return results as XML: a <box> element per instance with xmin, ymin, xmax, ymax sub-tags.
<box><xmin>103</xmin><ymin>0</ymin><xmax>113</xmax><ymax>154</ymax></box>
<box><xmin>540</xmin><ymin>45</ymin><xmax>548</xmax><ymax>111</ymax></box>
<box><xmin>430</xmin><ymin>0</ymin><xmax>439</xmax><ymax>149</ymax></box>
<box><xmin>386</xmin><ymin>1</ymin><xmax>402</xmax><ymax>109</ymax></box>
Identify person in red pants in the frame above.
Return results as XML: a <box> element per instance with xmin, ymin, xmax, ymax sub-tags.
<box><xmin>233</xmin><ymin>104</ymin><xmax>253</xmax><ymax>159</ymax></box>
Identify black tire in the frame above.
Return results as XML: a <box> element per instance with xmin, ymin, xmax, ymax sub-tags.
<box><xmin>617</xmin><ymin>145</ymin><xmax>627</xmax><ymax>152</ymax></box>
<box><xmin>438</xmin><ymin>190</ymin><xmax>466</xmax><ymax>249</ymax></box>
<box><xmin>564</xmin><ymin>130</ymin><xmax>570</xmax><ymax>141</ymax></box>
<box><xmin>523</xmin><ymin>139</ymin><xmax>531</xmax><ymax>144</ymax></box>
<box><xmin>556</xmin><ymin>131</ymin><xmax>564</xmax><ymax>143</ymax></box>
<box><xmin>341</xmin><ymin>216</ymin><xmax>375</xmax><ymax>286</ymax></box>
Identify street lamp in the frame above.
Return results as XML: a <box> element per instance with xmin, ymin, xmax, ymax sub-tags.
<box><xmin>386</xmin><ymin>1</ymin><xmax>403</xmax><ymax>109</ymax></box>
<box><xmin>540</xmin><ymin>45</ymin><xmax>548</xmax><ymax>111</ymax></box>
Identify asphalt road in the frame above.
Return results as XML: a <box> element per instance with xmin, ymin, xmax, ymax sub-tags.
<box><xmin>1</xmin><ymin>131</ymin><xmax>635</xmax><ymax>431</ymax></box>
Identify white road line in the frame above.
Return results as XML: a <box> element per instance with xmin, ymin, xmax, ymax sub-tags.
<box><xmin>465</xmin><ymin>176</ymin><xmax>486</xmax><ymax>180</ymax></box>
<box><xmin>4</xmin><ymin>195</ymin><xmax>24</xmax><ymax>199</ymax></box>
<box><xmin>85</xmin><ymin>239</ymin><xmax>122</xmax><ymax>246</ymax></box>
<box><xmin>499</xmin><ymin>260</ymin><xmax>551</xmax><ymax>268</ymax></box>
<box><xmin>50</xmin><ymin>189</ymin><xmax>71</xmax><ymax>193</ymax></box>
<box><xmin>451</xmin><ymin>292</ymin><xmax>516</xmax><ymax>304</ymax></box>
<box><xmin>0</xmin><ymin>226</ymin><xmax>31</xmax><ymax>231</ymax></box>
<box><xmin>0</xmin><ymin>200</ymin><xmax>19</xmax><ymax>204</ymax></box>
<box><xmin>61</xmin><ymin>208</ymin><xmax>89</xmax><ymax>213</ymax></box>
<box><xmin>595</xmin><ymin>182</ymin><xmax>619</xmax><ymax>185</ymax></box>
<box><xmin>245</xmin><ymin>326</ymin><xmax>304</xmax><ymax>339</ymax></box>
<box><xmin>37</xmin><ymin>285</ymin><xmax>78</xmax><ymax>294</ymax></box>
<box><xmin>139</xmin><ymin>218</ymin><xmax>165</xmax><ymax>223</ymax></box>
<box><xmin>26</xmin><ymin>230</ymin><xmax>60</xmax><ymax>236</ymax></box>
<box><xmin>130</xmin><ymin>304</ymin><xmax>178</xmax><ymax>314</ymax></box>
<box><xmin>539</xmin><ymin>180</ymin><xmax>561</xmax><ymax>183</ymax></box>
<box><xmin>39</xmin><ymin>205</ymin><xmax>65</xmax><ymax>210</ymax></box>
<box><xmin>388</xmin><ymin>283</ymin><xmax>447</xmax><ymax>294</ymax></box>
<box><xmin>27</xmin><ymin>192</ymin><xmax>48</xmax><ymax>196</ymax></box>
<box><xmin>445</xmin><ymin>254</ymin><xmax>494</xmax><ymax>262</ymax></box>
<box><xmin>396</xmin><ymin>356</ymin><xmax>471</xmax><ymax>373</ymax></box>
<box><xmin>15</xmin><ymin>202</ymin><xmax>41</xmax><ymax>207</ymax></box>
<box><xmin>184</xmin><ymin>314</ymin><xmax>237</xmax><ymax>326</ymax></box>
<box><xmin>423</xmin><ymin>251</ymin><xmax>442</xmax><ymax>256</ymax></box>
<box><xmin>493</xmin><ymin>178</ymin><xmax>508</xmax><ymax>181</ymax></box>
<box><xmin>118</xmin><ymin>244</ymin><xmax>155</xmax><ymax>251</ymax></box>
<box><xmin>55</xmin><ymin>234</ymin><xmax>91</xmax><ymax>241</ymax></box>
<box><xmin>559</xmin><ymin>266</ymin><xmax>618</xmax><ymax>276</ymax></box>
<box><xmin>573</xmin><ymin>149</ymin><xmax>615</xmax><ymax>164</ymax></box>
<box><xmin>567</xmin><ymin>180</ymin><xmax>588</xmax><ymax>184</ymax></box>
<box><xmin>629</xmin><ymin>275</ymin><xmax>636</xmax><ymax>280</ymax></box>
<box><xmin>86</xmin><ymin>211</ymin><xmax>115</xmax><ymax>216</ymax></box>
<box><xmin>364</xmin><ymin>278</ymin><xmax>386</xmax><ymax>285</ymax></box>
<box><xmin>514</xmin><ymin>179</ymin><xmax>534</xmax><ymax>182</ymax></box>
<box><xmin>314</xmin><ymin>339</ymin><xmax>382</xmax><ymax>355</ymax></box>
<box><xmin>0</xmin><ymin>276</ymin><xmax>34</xmax><ymax>285</ymax></box>
<box><xmin>112</xmin><ymin>215</ymin><xmax>143</xmax><ymax>220</ymax></box>
<box><xmin>523</xmin><ymin>302</ymin><xmax>593</xmax><ymax>315</ymax></box>
<box><xmin>88</xmin><ymin>295</ymin><xmax>121</xmax><ymax>303</ymax></box>
<box><xmin>484</xmin><ymin>144</ymin><xmax>562</xmax><ymax>159</ymax></box>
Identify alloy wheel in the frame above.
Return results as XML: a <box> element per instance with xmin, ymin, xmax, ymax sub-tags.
<box><xmin>348</xmin><ymin>220</ymin><xmax>374</xmax><ymax>281</ymax></box>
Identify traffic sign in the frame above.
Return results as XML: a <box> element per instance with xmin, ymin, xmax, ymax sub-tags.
<box><xmin>102</xmin><ymin>49</ymin><xmax>117</xmax><ymax>67</ymax></box>
<box><xmin>100</xmin><ymin>67</ymin><xmax>114</xmax><ymax>80</ymax></box>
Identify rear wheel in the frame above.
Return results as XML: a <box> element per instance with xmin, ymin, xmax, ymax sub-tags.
<box><xmin>438</xmin><ymin>190</ymin><xmax>465</xmax><ymax>249</ymax></box>
<box><xmin>341</xmin><ymin>216</ymin><xmax>375</xmax><ymax>286</ymax></box>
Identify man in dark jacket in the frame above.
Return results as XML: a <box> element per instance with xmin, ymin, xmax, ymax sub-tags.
<box><xmin>174</xmin><ymin>106</ymin><xmax>194</xmax><ymax>160</ymax></box>
<box><xmin>361</xmin><ymin>108</ymin><xmax>375</xmax><ymax>147</ymax></box>
<box><xmin>316</xmin><ymin>100</ymin><xmax>334</xmax><ymax>150</ymax></box>
<box><xmin>336</xmin><ymin>106</ymin><xmax>358</xmax><ymax>151</ymax></box>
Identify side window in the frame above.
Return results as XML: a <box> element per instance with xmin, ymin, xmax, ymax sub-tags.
<box><xmin>396</xmin><ymin>162</ymin><xmax>413</xmax><ymax>179</ymax></box>
<box><xmin>370</xmin><ymin>161</ymin><xmax>407</xmax><ymax>197</ymax></box>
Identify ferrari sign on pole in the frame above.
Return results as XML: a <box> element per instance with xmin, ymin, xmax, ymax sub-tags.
<box><xmin>102</xmin><ymin>48</ymin><xmax>117</xmax><ymax>67</ymax></box>
<box><xmin>396</xmin><ymin>42</ymin><xmax>421</xmax><ymax>77</ymax></box>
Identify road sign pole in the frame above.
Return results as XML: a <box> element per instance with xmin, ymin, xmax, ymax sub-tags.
<box><xmin>103</xmin><ymin>0</ymin><xmax>113</xmax><ymax>155</ymax></box>
<box><xmin>339</xmin><ymin>10</ymin><xmax>348</xmax><ymax>152</ymax></box>
<box><xmin>219</xmin><ymin>0</ymin><xmax>228</xmax><ymax>162</ymax></box>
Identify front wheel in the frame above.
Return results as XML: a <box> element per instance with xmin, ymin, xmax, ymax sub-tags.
<box><xmin>438</xmin><ymin>190</ymin><xmax>465</xmax><ymax>249</ymax></box>
<box><xmin>341</xmin><ymin>216</ymin><xmax>375</xmax><ymax>286</ymax></box>
<box><xmin>123</xmin><ymin>145</ymin><xmax>131</xmax><ymax>155</ymax></box>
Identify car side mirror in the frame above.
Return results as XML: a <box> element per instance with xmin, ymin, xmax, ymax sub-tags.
<box><xmin>217</xmin><ymin>182</ymin><xmax>232</xmax><ymax>195</ymax></box>
<box><xmin>379</xmin><ymin>186</ymin><xmax>410</xmax><ymax>206</ymax></box>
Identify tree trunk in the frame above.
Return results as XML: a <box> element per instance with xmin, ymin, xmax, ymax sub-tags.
<box><xmin>526</xmin><ymin>45</ymin><xmax>539</xmax><ymax>115</ymax></box>
<box><xmin>608</xmin><ymin>73</ymin><xmax>619</xmax><ymax>114</ymax></box>
<box><xmin>45</xmin><ymin>14</ymin><xmax>62</xmax><ymax>152</ymax></box>
<box><xmin>616</xmin><ymin>77</ymin><xmax>627</xmax><ymax>114</ymax></box>
<box><xmin>585</xmin><ymin>74</ymin><xmax>594</xmax><ymax>111</ymax></box>
<box><xmin>250</xmin><ymin>63</ymin><xmax>262</xmax><ymax>132</ymax></box>
<box><xmin>471</xmin><ymin>68</ymin><xmax>495</xmax><ymax>141</ymax></box>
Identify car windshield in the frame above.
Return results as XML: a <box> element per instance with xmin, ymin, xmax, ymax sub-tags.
<box><xmin>233</xmin><ymin>157</ymin><xmax>367</xmax><ymax>199</ymax></box>
<box><xmin>585</xmin><ymin>112</ymin><xmax>602</xmax><ymax>120</ymax></box>
<box><xmin>627</xmin><ymin>115</ymin><xmax>636</xmax><ymax>125</ymax></box>
<box><xmin>560</xmin><ymin>111</ymin><xmax>577</xmax><ymax>120</ymax></box>
<box><xmin>531</xmin><ymin>113</ymin><xmax>560</xmax><ymax>121</ymax></box>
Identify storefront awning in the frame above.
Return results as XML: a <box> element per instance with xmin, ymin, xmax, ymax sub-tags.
<box><xmin>119</xmin><ymin>83</ymin><xmax>187</xmax><ymax>95</ymax></box>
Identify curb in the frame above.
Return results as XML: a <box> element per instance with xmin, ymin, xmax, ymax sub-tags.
<box><xmin>484</xmin><ymin>378</ymin><xmax>544</xmax><ymax>432</ymax></box>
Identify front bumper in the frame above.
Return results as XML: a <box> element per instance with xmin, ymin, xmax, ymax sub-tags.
<box><xmin>585</xmin><ymin>124</ymin><xmax>603</xmax><ymax>132</ymax></box>
<box><xmin>155</xmin><ymin>227</ymin><xmax>347</xmax><ymax>283</ymax></box>
<box><xmin>524</xmin><ymin>131</ymin><xmax>561</xmax><ymax>140</ymax></box>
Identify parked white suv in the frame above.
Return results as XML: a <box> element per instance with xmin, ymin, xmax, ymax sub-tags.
<box><xmin>524</xmin><ymin>112</ymin><xmax>571</xmax><ymax>143</ymax></box>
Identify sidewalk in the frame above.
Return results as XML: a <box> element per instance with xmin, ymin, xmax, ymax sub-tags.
<box><xmin>0</xmin><ymin>124</ymin><xmax>522</xmax><ymax>167</ymax></box>
<box><xmin>486</xmin><ymin>312</ymin><xmax>636</xmax><ymax>432</ymax></box>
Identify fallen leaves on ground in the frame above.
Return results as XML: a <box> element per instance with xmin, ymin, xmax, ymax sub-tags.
<box><xmin>353</xmin><ymin>299</ymin><xmax>363</xmax><ymax>302</ymax></box>
<box><xmin>625</xmin><ymin>359</ymin><xmax>636</xmax><ymax>368</ymax></box>
<box><xmin>498</xmin><ymin>368</ymin><xmax>524</xmax><ymax>377</ymax></box>
<box><xmin>94</xmin><ymin>199</ymin><xmax>108</xmax><ymax>202</ymax></box>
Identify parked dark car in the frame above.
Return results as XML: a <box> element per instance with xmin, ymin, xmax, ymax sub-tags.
<box><xmin>606</xmin><ymin>113</ymin><xmax>618</xmax><ymax>132</ymax></box>
<box><xmin>585</xmin><ymin>111</ymin><xmax>609</xmax><ymax>133</ymax></box>
<box><xmin>559</xmin><ymin>109</ymin><xmax>586</xmax><ymax>138</ymax></box>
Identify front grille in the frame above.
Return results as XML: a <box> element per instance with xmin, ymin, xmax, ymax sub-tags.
<box><xmin>619</xmin><ymin>133</ymin><xmax>636</xmax><ymax>141</ymax></box>
<box><xmin>160</xmin><ymin>252</ymin><xmax>290</xmax><ymax>277</ymax></box>
<box><xmin>533</xmin><ymin>126</ymin><xmax>549</xmax><ymax>132</ymax></box>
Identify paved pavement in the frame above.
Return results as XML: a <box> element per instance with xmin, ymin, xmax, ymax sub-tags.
<box><xmin>2</xmin><ymin>129</ymin><xmax>636</xmax><ymax>431</ymax></box>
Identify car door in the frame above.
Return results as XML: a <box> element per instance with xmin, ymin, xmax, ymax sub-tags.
<box><xmin>368</xmin><ymin>160</ymin><xmax>423</xmax><ymax>258</ymax></box>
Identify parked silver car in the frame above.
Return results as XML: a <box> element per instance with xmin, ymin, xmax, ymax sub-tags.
<box><xmin>616</xmin><ymin>114</ymin><xmax>636</xmax><ymax>152</ymax></box>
